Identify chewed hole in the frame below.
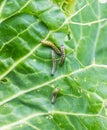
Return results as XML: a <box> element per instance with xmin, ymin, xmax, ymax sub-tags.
<box><xmin>74</xmin><ymin>77</ymin><xmax>78</xmax><ymax>81</ymax></box>
<box><xmin>0</xmin><ymin>78</ymin><xmax>9</xmax><ymax>83</ymax></box>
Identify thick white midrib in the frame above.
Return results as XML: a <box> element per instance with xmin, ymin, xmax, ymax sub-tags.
<box><xmin>0</xmin><ymin>64</ymin><xmax>100</xmax><ymax>106</ymax></box>
<box><xmin>0</xmin><ymin>110</ymin><xmax>107</xmax><ymax>130</ymax></box>
<box><xmin>0</xmin><ymin>0</ymin><xmax>32</xmax><ymax>24</ymax></box>
<box><xmin>0</xmin><ymin>44</ymin><xmax>41</xmax><ymax>80</ymax></box>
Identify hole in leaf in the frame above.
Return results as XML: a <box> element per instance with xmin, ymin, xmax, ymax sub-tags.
<box><xmin>0</xmin><ymin>78</ymin><xmax>9</xmax><ymax>84</ymax></box>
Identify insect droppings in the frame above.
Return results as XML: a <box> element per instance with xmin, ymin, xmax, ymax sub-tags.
<box><xmin>51</xmin><ymin>88</ymin><xmax>59</xmax><ymax>104</ymax></box>
<box><xmin>59</xmin><ymin>44</ymin><xmax>65</xmax><ymax>65</ymax></box>
<box><xmin>41</xmin><ymin>40</ymin><xmax>61</xmax><ymax>55</ymax></box>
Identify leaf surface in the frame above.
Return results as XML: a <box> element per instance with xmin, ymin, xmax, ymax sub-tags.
<box><xmin>0</xmin><ymin>0</ymin><xmax>107</xmax><ymax>130</ymax></box>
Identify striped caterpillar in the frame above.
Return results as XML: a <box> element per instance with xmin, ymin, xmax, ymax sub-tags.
<box><xmin>51</xmin><ymin>50</ymin><xmax>56</xmax><ymax>76</ymax></box>
<box><xmin>51</xmin><ymin>88</ymin><xmax>59</xmax><ymax>104</ymax></box>
<box><xmin>59</xmin><ymin>44</ymin><xmax>65</xmax><ymax>65</ymax></box>
<box><xmin>41</xmin><ymin>40</ymin><xmax>61</xmax><ymax>55</ymax></box>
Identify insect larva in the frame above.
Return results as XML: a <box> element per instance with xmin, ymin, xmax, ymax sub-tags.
<box><xmin>59</xmin><ymin>44</ymin><xmax>65</xmax><ymax>65</ymax></box>
<box><xmin>51</xmin><ymin>88</ymin><xmax>59</xmax><ymax>104</ymax></box>
<box><xmin>41</xmin><ymin>40</ymin><xmax>61</xmax><ymax>55</ymax></box>
<box><xmin>51</xmin><ymin>50</ymin><xmax>56</xmax><ymax>76</ymax></box>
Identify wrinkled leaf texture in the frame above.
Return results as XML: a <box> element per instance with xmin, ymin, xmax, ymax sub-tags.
<box><xmin>0</xmin><ymin>0</ymin><xmax>107</xmax><ymax>130</ymax></box>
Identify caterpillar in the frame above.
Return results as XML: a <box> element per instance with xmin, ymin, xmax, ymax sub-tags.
<box><xmin>51</xmin><ymin>50</ymin><xmax>56</xmax><ymax>76</ymax></box>
<box><xmin>51</xmin><ymin>88</ymin><xmax>59</xmax><ymax>104</ymax></box>
<box><xmin>59</xmin><ymin>44</ymin><xmax>65</xmax><ymax>65</ymax></box>
<box><xmin>41</xmin><ymin>40</ymin><xmax>61</xmax><ymax>55</ymax></box>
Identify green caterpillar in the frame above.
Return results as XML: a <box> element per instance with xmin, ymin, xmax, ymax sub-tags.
<box><xmin>41</xmin><ymin>40</ymin><xmax>61</xmax><ymax>55</ymax></box>
<box><xmin>51</xmin><ymin>50</ymin><xmax>56</xmax><ymax>76</ymax></box>
<box><xmin>59</xmin><ymin>44</ymin><xmax>65</xmax><ymax>65</ymax></box>
<box><xmin>51</xmin><ymin>88</ymin><xmax>59</xmax><ymax>104</ymax></box>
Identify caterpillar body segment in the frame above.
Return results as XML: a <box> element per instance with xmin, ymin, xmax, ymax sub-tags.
<box><xmin>41</xmin><ymin>40</ymin><xmax>61</xmax><ymax>55</ymax></box>
<box><xmin>51</xmin><ymin>50</ymin><xmax>56</xmax><ymax>76</ymax></box>
<box><xmin>51</xmin><ymin>88</ymin><xmax>59</xmax><ymax>104</ymax></box>
<box><xmin>59</xmin><ymin>44</ymin><xmax>65</xmax><ymax>65</ymax></box>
